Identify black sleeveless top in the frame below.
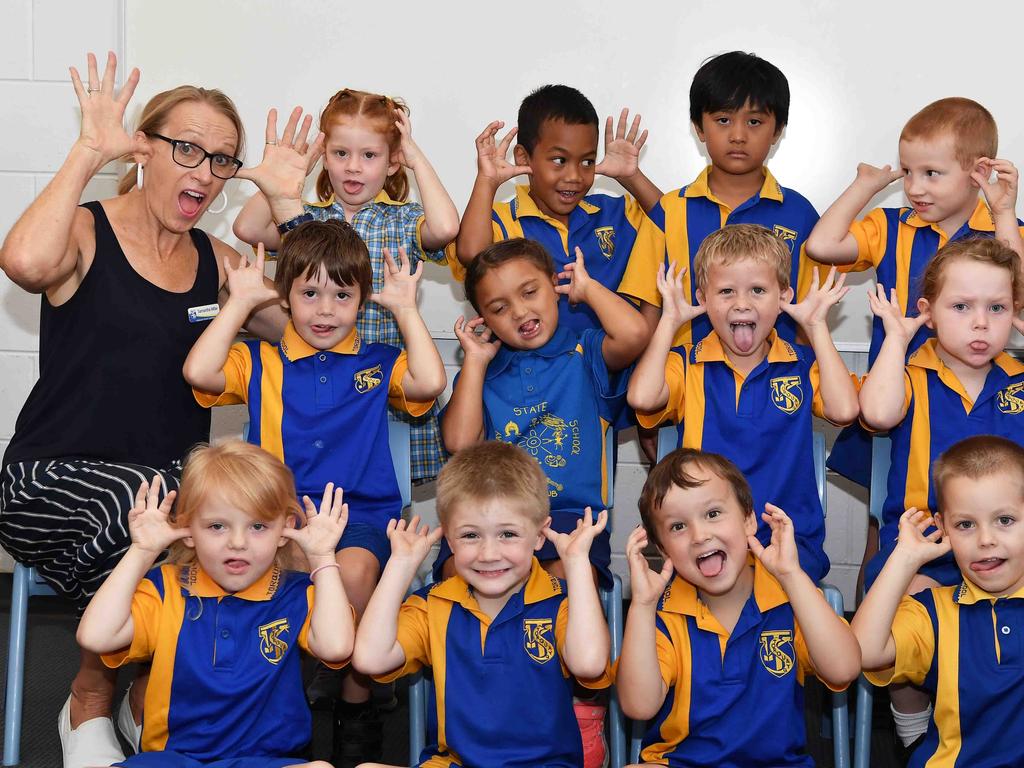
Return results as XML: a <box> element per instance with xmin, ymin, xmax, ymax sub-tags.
<box><xmin>4</xmin><ymin>201</ymin><xmax>220</xmax><ymax>467</ymax></box>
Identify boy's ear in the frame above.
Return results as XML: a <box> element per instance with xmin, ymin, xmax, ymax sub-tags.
<box><xmin>387</xmin><ymin>154</ymin><xmax>402</xmax><ymax>178</ymax></box>
<box><xmin>780</xmin><ymin>285</ymin><xmax>795</xmax><ymax>304</ymax></box>
<box><xmin>932</xmin><ymin>511</ymin><xmax>946</xmax><ymax>535</ymax></box>
<box><xmin>183</xmin><ymin>534</ymin><xmax>195</xmax><ymax>549</ymax></box>
<box><xmin>917</xmin><ymin>297</ymin><xmax>934</xmax><ymax>329</ymax></box>
<box><xmin>695</xmin><ymin>287</ymin><xmax>707</xmax><ymax>306</ymax></box>
<box><xmin>513</xmin><ymin>143</ymin><xmax>531</xmax><ymax>168</ymax></box>
<box><xmin>535</xmin><ymin>515</ymin><xmax>552</xmax><ymax>552</ymax></box>
<box><xmin>743</xmin><ymin>509</ymin><xmax>759</xmax><ymax>538</ymax></box>
<box><xmin>692</xmin><ymin>119</ymin><xmax>706</xmax><ymax>143</ymax></box>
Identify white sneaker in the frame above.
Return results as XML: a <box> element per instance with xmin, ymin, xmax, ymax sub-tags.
<box><xmin>58</xmin><ymin>695</ymin><xmax>126</xmax><ymax>768</ymax></box>
<box><xmin>116</xmin><ymin>686</ymin><xmax>142</xmax><ymax>753</ymax></box>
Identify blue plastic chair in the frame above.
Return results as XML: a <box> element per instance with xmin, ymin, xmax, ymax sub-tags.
<box><xmin>853</xmin><ymin>433</ymin><xmax>892</xmax><ymax>768</ymax></box>
<box><xmin>409</xmin><ymin>427</ymin><xmax>627</xmax><ymax>767</ymax></box>
<box><xmin>632</xmin><ymin>430</ymin><xmax>850</xmax><ymax>768</ymax></box>
<box><xmin>4</xmin><ymin>562</ymin><xmax>58</xmax><ymax>766</ymax></box>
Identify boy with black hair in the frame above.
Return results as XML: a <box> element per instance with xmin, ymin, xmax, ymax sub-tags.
<box><xmin>619</xmin><ymin>50</ymin><xmax>826</xmax><ymax>346</ymax></box>
<box><xmin>454</xmin><ymin>84</ymin><xmax>663</xmax><ymax>333</ymax></box>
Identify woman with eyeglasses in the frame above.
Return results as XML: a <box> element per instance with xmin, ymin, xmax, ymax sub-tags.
<box><xmin>0</xmin><ymin>52</ymin><xmax>289</xmax><ymax>768</ymax></box>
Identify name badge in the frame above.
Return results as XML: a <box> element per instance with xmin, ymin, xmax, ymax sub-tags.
<box><xmin>187</xmin><ymin>303</ymin><xmax>220</xmax><ymax>323</ymax></box>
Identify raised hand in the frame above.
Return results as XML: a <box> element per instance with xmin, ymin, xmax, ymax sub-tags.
<box><xmin>127</xmin><ymin>475</ymin><xmax>186</xmax><ymax>555</ymax></box>
<box><xmin>866</xmin><ymin>283</ymin><xmax>929</xmax><ymax>345</ymax></box>
<box><xmin>893</xmin><ymin>507</ymin><xmax>950</xmax><ymax>568</ymax></box>
<box><xmin>392</xmin><ymin>109</ymin><xmax>426</xmax><ymax>171</ymax></box>
<box><xmin>454</xmin><ymin>315</ymin><xmax>501</xmax><ymax>364</ymax></box>
<box><xmin>657</xmin><ymin>260</ymin><xmax>705</xmax><ymax>328</ymax></box>
<box><xmin>474</xmin><ymin>120</ymin><xmax>532</xmax><ymax>185</ymax></box>
<box><xmin>555</xmin><ymin>247</ymin><xmax>594</xmax><ymax>306</ymax></box>
<box><xmin>69</xmin><ymin>51</ymin><xmax>140</xmax><ymax>165</ymax></box>
<box><xmin>285</xmin><ymin>483</ymin><xmax>349</xmax><ymax>562</ymax></box>
<box><xmin>386</xmin><ymin>515</ymin><xmax>443</xmax><ymax>565</ymax></box>
<box><xmin>973</xmin><ymin>157</ymin><xmax>1019</xmax><ymax>216</ymax></box>
<box><xmin>854</xmin><ymin>162</ymin><xmax>905</xmax><ymax>192</ymax></box>
<box><xmin>235</xmin><ymin>107</ymin><xmax>324</xmax><ymax>204</ymax></box>
<box><xmin>543</xmin><ymin>507</ymin><xmax>609</xmax><ymax>564</ymax></box>
<box><xmin>747</xmin><ymin>504</ymin><xmax>800</xmax><ymax>579</ymax></box>
<box><xmin>595</xmin><ymin>108</ymin><xmax>648</xmax><ymax>180</ymax></box>
<box><xmin>625</xmin><ymin>525</ymin><xmax>673</xmax><ymax>607</ymax></box>
<box><xmin>224</xmin><ymin>242</ymin><xmax>279</xmax><ymax>311</ymax></box>
<box><xmin>370</xmin><ymin>247</ymin><xmax>420</xmax><ymax>314</ymax></box>
<box><xmin>780</xmin><ymin>266</ymin><xmax>849</xmax><ymax>332</ymax></box>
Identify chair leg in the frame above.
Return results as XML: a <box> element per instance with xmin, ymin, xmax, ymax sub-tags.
<box><xmin>853</xmin><ymin>675</ymin><xmax>874</xmax><ymax>768</ymax></box>
<box><xmin>407</xmin><ymin>671</ymin><xmax>425</xmax><ymax>765</ymax></box>
<box><xmin>4</xmin><ymin>564</ymin><xmax>31</xmax><ymax>766</ymax></box>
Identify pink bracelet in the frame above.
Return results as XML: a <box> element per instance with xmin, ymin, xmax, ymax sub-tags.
<box><xmin>309</xmin><ymin>563</ymin><xmax>340</xmax><ymax>582</ymax></box>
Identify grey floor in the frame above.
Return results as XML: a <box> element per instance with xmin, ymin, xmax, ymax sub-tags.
<box><xmin>0</xmin><ymin>574</ymin><xmax>410</xmax><ymax>767</ymax></box>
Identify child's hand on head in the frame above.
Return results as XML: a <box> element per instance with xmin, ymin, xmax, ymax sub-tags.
<box><xmin>657</xmin><ymin>261</ymin><xmax>705</xmax><ymax>329</ymax></box>
<box><xmin>454</xmin><ymin>315</ymin><xmax>501</xmax><ymax>364</ymax></box>
<box><xmin>854</xmin><ymin>162</ymin><xmax>905</xmax><ymax>192</ymax></box>
<box><xmin>866</xmin><ymin>283</ymin><xmax>929</xmax><ymax>344</ymax></box>
<box><xmin>392</xmin><ymin>109</ymin><xmax>425</xmax><ymax>171</ymax></box>
<box><xmin>286</xmin><ymin>483</ymin><xmax>349</xmax><ymax>565</ymax></box>
<box><xmin>235</xmin><ymin>107</ymin><xmax>324</xmax><ymax>203</ymax></box>
<box><xmin>386</xmin><ymin>515</ymin><xmax>443</xmax><ymax>565</ymax></box>
<box><xmin>370</xmin><ymin>247</ymin><xmax>420</xmax><ymax>315</ymax></box>
<box><xmin>555</xmin><ymin>247</ymin><xmax>594</xmax><ymax>306</ymax></box>
<box><xmin>224</xmin><ymin>243</ymin><xmax>279</xmax><ymax>311</ymax></box>
<box><xmin>543</xmin><ymin>507</ymin><xmax>608</xmax><ymax>564</ymax></box>
<box><xmin>894</xmin><ymin>507</ymin><xmax>951</xmax><ymax>568</ymax></box>
<box><xmin>127</xmin><ymin>475</ymin><xmax>186</xmax><ymax>556</ymax></box>
<box><xmin>474</xmin><ymin>120</ymin><xmax>532</xmax><ymax>186</ymax></box>
<box><xmin>594</xmin><ymin>108</ymin><xmax>648</xmax><ymax>181</ymax></box>
<box><xmin>747</xmin><ymin>504</ymin><xmax>800</xmax><ymax>580</ymax></box>
<box><xmin>973</xmin><ymin>157</ymin><xmax>1019</xmax><ymax>215</ymax></box>
<box><xmin>625</xmin><ymin>525</ymin><xmax>673</xmax><ymax>607</ymax></box>
<box><xmin>780</xmin><ymin>266</ymin><xmax>849</xmax><ymax>332</ymax></box>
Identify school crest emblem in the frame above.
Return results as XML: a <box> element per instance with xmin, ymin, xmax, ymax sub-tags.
<box><xmin>594</xmin><ymin>226</ymin><xmax>616</xmax><ymax>259</ymax></box>
<box><xmin>773</xmin><ymin>225</ymin><xmax>798</xmax><ymax>252</ymax></box>
<box><xmin>759</xmin><ymin>629</ymin><xmax>795</xmax><ymax>678</ymax></box>
<box><xmin>997</xmin><ymin>382</ymin><xmax>1024</xmax><ymax>414</ymax></box>
<box><xmin>353</xmin><ymin>364</ymin><xmax>383</xmax><ymax>393</ymax></box>
<box><xmin>258</xmin><ymin>618</ymin><xmax>290</xmax><ymax>664</ymax></box>
<box><xmin>523</xmin><ymin>618</ymin><xmax>556</xmax><ymax>664</ymax></box>
<box><xmin>770</xmin><ymin>376</ymin><xmax>803</xmax><ymax>414</ymax></box>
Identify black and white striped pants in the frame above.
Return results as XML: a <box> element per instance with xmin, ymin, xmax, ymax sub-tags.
<box><xmin>0</xmin><ymin>458</ymin><xmax>182</xmax><ymax>614</ymax></box>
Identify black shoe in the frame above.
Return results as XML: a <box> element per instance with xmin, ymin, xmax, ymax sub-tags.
<box><xmin>896</xmin><ymin>732</ymin><xmax>927</xmax><ymax>767</ymax></box>
<box><xmin>306</xmin><ymin>662</ymin><xmax>344</xmax><ymax>711</ymax></box>
<box><xmin>332</xmin><ymin>700</ymin><xmax>384</xmax><ymax>768</ymax></box>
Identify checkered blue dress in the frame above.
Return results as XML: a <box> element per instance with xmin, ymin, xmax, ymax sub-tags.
<box><xmin>304</xmin><ymin>193</ymin><xmax>448</xmax><ymax>482</ymax></box>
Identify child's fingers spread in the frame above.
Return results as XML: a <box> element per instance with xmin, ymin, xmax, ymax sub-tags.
<box><xmin>301</xmin><ymin>495</ymin><xmax>317</xmax><ymax>517</ymax></box>
<box><xmin>158</xmin><ymin>489</ymin><xmax>177</xmax><ymax>514</ymax></box>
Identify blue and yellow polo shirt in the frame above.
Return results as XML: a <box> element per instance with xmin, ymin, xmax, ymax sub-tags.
<box><xmin>867</xmin><ymin>339</ymin><xmax>1024</xmax><ymax>586</ymax></box>
<box><xmin>843</xmin><ymin>199</ymin><xmax>1024</xmax><ymax>364</ymax></box>
<box><xmin>193</xmin><ymin>323</ymin><xmax>433</xmax><ymax>524</ymax></box>
<box><xmin>619</xmin><ymin>166</ymin><xmax>824</xmax><ymax>347</ymax></box>
<box><xmin>102</xmin><ymin>563</ymin><xmax>343</xmax><ymax>761</ymax></box>
<box><xmin>638</xmin><ymin>560</ymin><xmax>843</xmax><ymax>767</ymax></box>
<box><xmin>636</xmin><ymin>331</ymin><xmax>847</xmax><ymax>582</ymax></box>
<box><xmin>463</xmin><ymin>185</ymin><xmax>661</xmax><ymax>333</ymax></box>
<box><xmin>375</xmin><ymin>558</ymin><xmax>609</xmax><ymax>767</ymax></box>
<box><xmin>865</xmin><ymin>579</ymin><xmax>1024</xmax><ymax>768</ymax></box>
<box><xmin>467</xmin><ymin>324</ymin><xmax>629</xmax><ymax>515</ymax></box>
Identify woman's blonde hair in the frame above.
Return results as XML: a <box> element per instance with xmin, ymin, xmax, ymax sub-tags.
<box><xmin>168</xmin><ymin>441</ymin><xmax>302</xmax><ymax>569</ymax></box>
<box><xmin>116</xmin><ymin>85</ymin><xmax>245</xmax><ymax>195</ymax></box>
<box><xmin>315</xmin><ymin>88</ymin><xmax>409</xmax><ymax>203</ymax></box>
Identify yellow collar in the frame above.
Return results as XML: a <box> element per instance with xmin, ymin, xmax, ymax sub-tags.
<box><xmin>954</xmin><ymin>575</ymin><xmax>1024</xmax><ymax>604</ymax></box>
<box><xmin>659</xmin><ymin>555</ymin><xmax>788</xmax><ymax>617</ymax></box>
<box><xmin>428</xmin><ymin>557</ymin><xmax>563</xmax><ymax>617</ymax></box>
<box><xmin>512</xmin><ymin>184</ymin><xmax>600</xmax><ymax>219</ymax></box>
<box><xmin>684</xmin><ymin>165</ymin><xmax>785</xmax><ymax>205</ymax></box>
<box><xmin>279</xmin><ymin>321</ymin><xmax>361</xmax><ymax>362</ymax></box>
<box><xmin>175</xmin><ymin>563</ymin><xmax>283</xmax><ymax>601</ymax></box>
<box><xmin>901</xmin><ymin>197</ymin><xmax>995</xmax><ymax>233</ymax></box>
<box><xmin>692</xmin><ymin>329</ymin><xmax>798</xmax><ymax>367</ymax></box>
<box><xmin>307</xmin><ymin>189</ymin><xmax>404</xmax><ymax>209</ymax></box>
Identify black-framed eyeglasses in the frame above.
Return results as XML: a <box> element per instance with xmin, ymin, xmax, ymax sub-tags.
<box><xmin>147</xmin><ymin>133</ymin><xmax>243</xmax><ymax>180</ymax></box>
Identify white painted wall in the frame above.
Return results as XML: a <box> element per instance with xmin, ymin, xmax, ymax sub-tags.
<box><xmin>3</xmin><ymin>0</ymin><xmax>1021</xmax><ymax>603</ymax></box>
